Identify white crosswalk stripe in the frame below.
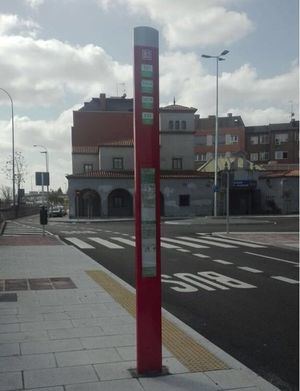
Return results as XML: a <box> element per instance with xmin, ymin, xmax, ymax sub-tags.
<box><xmin>212</xmin><ymin>259</ymin><xmax>233</xmax><ymax>265</ymax></box>
<box><xmin>196</xmin><ymin>234</ymin><xmax>266</xmax><ymax>248</ymax></box>
<box><xmin>111</xmin><ymin>237</ymin><xmax>136</xmax><ymax>247</ymax></box>
<box><xmin>238</xmin><ymin>266</ymin><xmax>263</xmax><ymax>273</ymax></box>
<box><xmin>64</xmin><ymin>237</ymin><xmax>95</xmax><ymax>249</ymax></box>
<box><xmin>88</xmin><ymin>237</ymin><xmax>124</xmax><ymax>249</ymax></box>
<box><xmin>193</xmin><ymin>253</ymin><xmax>210</xmax><ymax>258</ymax></box>
<box><xmin>177</xmin><ymin>236</ymin><xmax>237</xmax><ymax>248</ymax></box>
<box><xmin>271</xmin><ymin>276</ymin><xmax>299</xmax><ymax>284</ymax></box>
<box><xmin>3</xmin><ymin>222</ymin><xmax>43</xmax><ymax>236</ymax></box>
<box><xmin>161</xmin><ymin>237</ymin><xmax>208</xmax><ymax>249</ymax></box>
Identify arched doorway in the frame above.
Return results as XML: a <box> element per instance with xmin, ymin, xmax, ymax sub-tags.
<box><xmin>108</xmin><ymin>189</ymin><xmax>133</xmax><ymax>217</ymax></box>
<box><xmin>76</xmin><ymin>189</ymin><xmax>101</xmax><ymax>218</ymax></box>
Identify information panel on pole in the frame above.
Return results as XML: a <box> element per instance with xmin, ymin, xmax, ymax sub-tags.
<box><xmin>133</xmin><ymin>26</ymin><xmax>162</xmax><ymax>375</ymax></box>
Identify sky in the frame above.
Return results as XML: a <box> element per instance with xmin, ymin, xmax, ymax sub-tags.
<box><xmin>0</xmin><ymin>0</ymin><xmax>299</xmax><ymax>193</ymax></box>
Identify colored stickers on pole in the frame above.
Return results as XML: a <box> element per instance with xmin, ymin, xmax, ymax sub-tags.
<box><xmin>141</xmin><ymin>168</ymin><xmax>156</xmax><ymax>277</ymax></box>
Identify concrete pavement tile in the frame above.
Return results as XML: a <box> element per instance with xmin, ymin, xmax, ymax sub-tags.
<box><xmin>43</xmin><ymin>312</ymin><xmax>71</xmax><ymax>321</ymax></box>
<box><xmin>0</xmin><ymin>330</ymin><xmax>48</xmax><ymax>343</ymax></box>
<box><xmin>24</xmin><ymin>365</ymin><xmax>98</xmax><ymax>389</ymax></box>
<box><xmin>65</xmin><ymin>379</ymin><xmax>144</xmax><ymax>391</ymax></box>
<box><xmin>0</xmin><ymin>343</ymin><xmax>20</xmax><ymax>356</ymax></box>
<box><xmin>81</xmin><ymin>334</ymin><xmax>135</xmax><ymax>349</ymax></box>
<box><xmin>0</xmin><ymin>372</ymin><xmax>23</xmax><ymax>391</ymax></box>
<box><xmin>206</xmin><ymin>369</ymin><xmax>259</xmax><ymax>389</ymax></box>
<box><xmin>162</xmin><ymin>357</ymin><xmax>189</xmax><ymax>374</ymax></box>
<box><xmin>0</xmin><ymin>323</ymin><xmax>20</xmax><ymax>333</ymax></box>
<box><xmin>93</xmin><ymin>360</ymin><xmax>136</xmax><ymax>380</ymax></box>
<box><xmin>100</xmin><ymin>323</ymin><xmax>135</xmax><ymax>335</ymax></box>
<box><xmin>139</xmin><ymin>372</ymin><xmax>220</xmax><ymax>391</ymax></box>
<box><xmin>116</xmin><ymin>346</ymin><xmax>173</xmax><ymax>361</ymax></box>
<box><xmin>25</xmin><ymin>388</ymin><xmax>64</xmax><ymax>391</ymax></box>
<box><xmin>21</xmin><ymin>338</ymin><xmax>82</xmax><ymax>354</ymax></box>
<box><xmin>0</xmin><ymin>315</ymin><xmax>18</xmax><ymax>324</ymax></box>
<box><xmin>48</xmin><ymin>326</ymin><xmax>104</xmax><ymax>340</ymax></box>
<box><xmin>0</xmin><ymin>352</ymin><xmax>56</xmax><ymax>372</ymax></box>
<box><xmin>55</xmin><ymin>348</ymin><xmax>121</xmax><ymax>366</ymax></box>
<box><xmin>0</xmin><ymin>308</ymin><xmax>18</xmax><ymax>315</ymax></box>
<box><xmin>20</xmin><ymin>319</ymin><xmax>73</xmax><ymax>331</ymax></box>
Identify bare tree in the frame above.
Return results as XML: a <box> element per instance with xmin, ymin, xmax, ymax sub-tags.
<box><xmin>0</xmin><ymin>185</ymin><xmax>12</xmax><ymax>207</ymax></box>
<box><xmin>2</xmin><ymin>151</ymin><xmax>27</xmax><ymax>193</ymax></box>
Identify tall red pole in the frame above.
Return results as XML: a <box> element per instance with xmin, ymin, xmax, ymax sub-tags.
<box><xmin>133</xmin><ymin>26</ymin><xmax>162</xmax><ymax>375</ymax></box>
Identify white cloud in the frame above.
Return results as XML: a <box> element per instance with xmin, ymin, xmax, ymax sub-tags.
<box><xmin>0</xmin><ymin>105</ymin><xmax>79</xmax><ymax>192</ymax></box>
<box><xmin>24</xmin><ymin>0</ymin><xmax>44</xmax><ymax>9</ymax></box>
<box><xmin>97</xmin><ymin>0</ymin><xmax>254</xmax><ymax>48</ymax></box>
<box><xmin>0</xmin><ymin>33</ymin><xmax>132</xmax><ymax>107</ymax></box>
<box><xmin>159</xmin><ymin>52</ymin><xmax>299</xmax><ymax>123</ymax></box>
<box><xmin>0</xmin><ymin>14</ymin><xmax>39</xmax><ymax>37</ymax></box>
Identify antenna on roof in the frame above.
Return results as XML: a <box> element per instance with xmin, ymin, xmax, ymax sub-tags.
<box><xmin>289</xmin><ymin>100</ymin><xmax>295</xmax><ymax>121</ymax></box>
<box><xmin>116</xmin><ymin>82</ymin><xmax>126</xmax><ymax>97</ymax></box>
<box><xmin>173</xmin><ymin>96</ymin><xmax>176</xmax><ymax>105</ymax></box>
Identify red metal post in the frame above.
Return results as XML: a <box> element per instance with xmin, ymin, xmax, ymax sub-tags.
<box><xmin>133</xmin><ymin>26</ymin><xmax>162</xmax><ymax>375</ymax></box>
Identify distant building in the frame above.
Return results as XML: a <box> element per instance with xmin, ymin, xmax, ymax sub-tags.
<box><xmin>245</xmin><ymin>120</ymin><xmax>299</xmax><ymax>165</ymax></box>
<box><xmin>194</xmin><ymin>113</ymin><xmax>246</xmax><ymax>167</ymax></box>
<box><xmin>67</xmin><ymin>94</ymin><xmax>213</xmax><ymax>218</ymax></box>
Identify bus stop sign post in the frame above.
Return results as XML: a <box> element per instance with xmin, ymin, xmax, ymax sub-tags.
<box><xmin>133</xmin><ymin>26</ymin><xmax>162</xmax><ymax>375</ymax></box>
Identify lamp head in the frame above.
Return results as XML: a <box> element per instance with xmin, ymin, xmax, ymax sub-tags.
<box><xmin>202</xmin><ymin>54</ymin><xmax>212</xmax><ymax>58</ymax></box>
<box><xmin>220</xmin><ymin>50</ymin><xmax>229</xmax><ymax>56</ymax></box>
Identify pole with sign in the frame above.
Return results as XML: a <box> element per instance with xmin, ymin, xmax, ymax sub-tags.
<box><xmin>133</xmin><ymin>26</ymin><xmax>162</xmax><ymax>375</ymax></box>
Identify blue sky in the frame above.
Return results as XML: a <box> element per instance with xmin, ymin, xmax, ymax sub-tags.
<box><xmin>0</xmin><ymin>0</ymin><xmax>298</xmax><ymax>191</ymax></box>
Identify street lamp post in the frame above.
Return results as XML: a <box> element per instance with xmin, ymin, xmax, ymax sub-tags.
<box><xmin>224</xmin><ymin>162</ymin><xmax>230</xmax><ymax>234</ymax></box>
<box><xmin>0</xmin><ymin>88</ymin><xmax>16</xmax><ymax>207</ymax></box>
<box><xmin>202</xmin><ymin>50</ymin><xmax>229</xmax><ymax>217</ymax></box>
<box><xmin>33</xmin><ymin>144</ymin><xmax>49</xmax><ymax>205</ymax></box>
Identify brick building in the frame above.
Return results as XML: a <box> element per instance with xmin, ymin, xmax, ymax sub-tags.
<box><xmin>245</xmin><ymin>120</ymin><xmax>299</xmax><ymax>165</ymax></box>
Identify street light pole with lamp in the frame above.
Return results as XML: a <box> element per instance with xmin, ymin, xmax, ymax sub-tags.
<box><xmin>0</xmin><ymin>87</ymin><xmax>16</xmax><ymax>207</ymax></box>
<box><xmin>202</xmin><ymin>50</ymin><xmax>229</xmax><ymax>217</ymax></box>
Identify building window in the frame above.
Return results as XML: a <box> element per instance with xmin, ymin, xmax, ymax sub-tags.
<box><xmin>250</xmin><ymin>136</ymin><xmax>259</xmax><ymax>145</ymax></box>
<box><xmin>231</xmin><ymin>135</ymin><xmax>239</xmax><ymax>144</ymax></box>
<box><xmin>260</xmin><ymin>134</ymin><xmax>269</xmax><ymax>144</ymax></box>
<box><xmin>168</xmin><ymin>120</ymin><xmax>174</xmax><ymax>130</ymax></box>
<box><xmin>172</xmin><ymin>158</ymin><xmax>183</xmax><ymax>169</ymax></box>
<box><xmin>175</xmin><ymin>120</ymin><xmax>180</xmax><ymax>130</ymax></box>
<box><xmin>84</xmin><ymin>164</ymin><xmax>93</xmax><ymax>173</ymax></box>
<box><xmin>113</xmin><ymin>157</ymin><xmax>124</xmax><ymax>169</ymax></box>
<box><xmin>181</xmin><ymin>120</ymin><xmax>187</xmax><ymax>130</ymax></box>
<box><xmin>207</xmin><ymin>135</ymin><xmax>213</xmax><ymax>146</ymax></box>
<box><xmin>250</xmin><ymin>153</ymin><xmax>258</xmax><ymax>161</ymax></box>
<box><xmin>179</xmin><ymin>195</ymin><xmax>190</xmax><ymax>206</ymax></box>
<box><xmin>195</xmin><ymin>153</ymin><xmax>206</xmax><ymax>161</ymax></box>
<box><xmin>259</xmin><ymin>152</ymin><xmax>269</xmax><ymax>161</ymax></box>
<box><xmin>275</xmin><ymin>133</ymin><xmax>288</xmax><ymax>144</ymax></box>
<box><xmin>275</xmin><ymin>151</ymin><xmax>288</xmax><ymax>160</ymax></box>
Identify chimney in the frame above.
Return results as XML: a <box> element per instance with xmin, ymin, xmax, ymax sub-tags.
<box><xmin>227</xmin><ymin>113</ymin><xmax>232</xmax><ymax>117</ymax></box>
<box><xmin>99</xmin><ymin>93</ymin><xmax>106</xmax><ymax>111</ymax></box>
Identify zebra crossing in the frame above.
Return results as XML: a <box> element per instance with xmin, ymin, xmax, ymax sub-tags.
<box><xmin>62</xmin><ymin>233</ymin><xmax>266</xmax><ymax>252</ymax></box>
<box><xmin>2</xmin><ymin>221</ymin><xmax>44</xmax><ymax>236</ymax></box>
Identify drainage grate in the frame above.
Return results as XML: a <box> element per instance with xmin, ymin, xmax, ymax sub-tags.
<box><xmin>0</xmin><ymin>277</ymin><xmax>77</xmax><ymax>291</ymax></box>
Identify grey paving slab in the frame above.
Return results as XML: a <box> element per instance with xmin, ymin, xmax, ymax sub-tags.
<box><xmin>0</xmin><ymin>323</ymin><xmax>20</xmax><ymax>333</ymax></box>
<box><xmin>48</xmin><ymin>326</ymin><xmax>104</xmax><ymax>340</ymax></box>
<box><xmin>43</xmin><ymin>312</ymin><xmax>71</xmax><ymax>321</ymax></box>
<box><xmin>93</xmin><ymin>360</ymin><xmax>136</xmax><ymax>381</ymax></box>
<box><xmin>81</xmin><ymin>334</ymin><xmax>135</xmax><ymax>349</ymax></box>
<box><xmin>139</xmin><ymin>372</ymin><xmax>220</xmax><ymax>391</ymax></box>
<box><xmin>21</xmin><ymin>338</ymin><xmax>83</xmax><ymax>355</ymax></box>
<box><xmin>20</xmin><ymin>319</ymin><xmax>73</xmax><ymax>331</ymax></box>
<box><xmin>55</xmin><ymin>347</ymin><xmax>121</xmax><ymax>367</ymax></box>
<box><xmin>24</xmin><ymin>365</ymin><xmax>98</xmax><ymax>389</ymax></box>
<box><xmin>0</xmin><ymin>342</ymin><xmax>20</xmax><ymax>356</ymax></box>
<box><xmin>206</xmin><ymin>369</ymin><xmax>264</xmax><ymax>390</ymax></box>
<box><xmin>0</xmin><ymin>329</ymin><xmax>48</xmax><ymax>343</ymax></box>
<box><xmin>66</xmin><ymin>378</ymin><xmax>144</xmax><ymax>391</ymax></box>
<box><xmin>100</xmin><ymin>323</ymin><xmax>135</xmax><ymax>335</ymax></box>
<box><xmin>0</xmin><ymin>371</ymin><xmax>23</xmax><ymax>391</ymax></box>
<box><xmin>0</xmin><ymin>352</ymin><xmax>56</xmax><ymax>372</ymax></box>
<box><xmin>116</xmin><ymin>346</ymin><xmax>173</xmax><ymax>361</ymax></box>
<box><xmin>25</xmin><ymin>387</ymin><xmax>64</xmax><ymax>391</ymax></box>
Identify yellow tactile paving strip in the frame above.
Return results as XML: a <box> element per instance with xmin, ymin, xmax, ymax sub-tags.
<box><xmin>86</xmin><ymin>270</ymin><xmax>228</xmax><ymax>372</ymax></box>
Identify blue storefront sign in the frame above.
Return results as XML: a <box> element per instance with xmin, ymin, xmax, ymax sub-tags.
<box><xmin>232</xmin><ymin>180</ymin><xmax>257</xmax><ymax>189</ymax></box>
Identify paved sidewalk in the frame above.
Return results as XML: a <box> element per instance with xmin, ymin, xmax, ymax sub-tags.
<box><xmin>0</xmin><ymin>233</ymin><xmax>279</xmax><ymax>390</ymax></box>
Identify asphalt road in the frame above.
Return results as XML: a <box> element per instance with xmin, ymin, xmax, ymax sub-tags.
<box><xmin>19</xmin><ymin>215</ymin><xmax>299</xmax><ymax>390</ymax></box>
